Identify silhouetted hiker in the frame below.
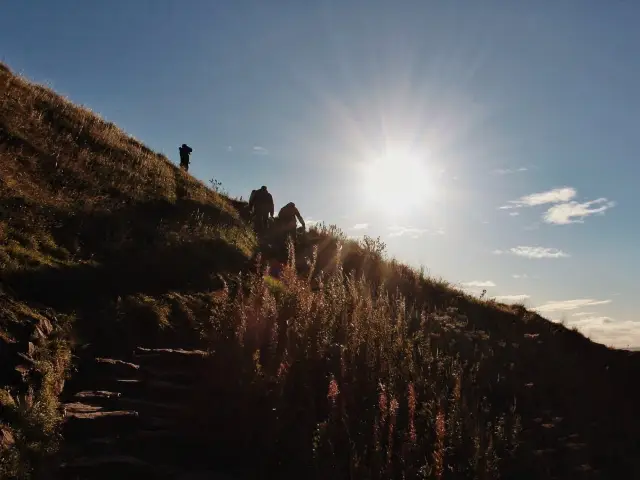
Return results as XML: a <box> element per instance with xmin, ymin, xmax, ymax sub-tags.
<box><xmin>252</xmin><ymin>186</ymin><xmax>274</xmax><ymax>232</ymax></box>
<box><xmin>248</xmin><ymin>189</ymin><xmax>258</xmax><ymax>214</ymax></box>
<box><xmin>277</xmin><ymin>201</ymin><xmax>305</xmax><ymax>242</ymax></box>
<box><xmin>179</xmin><ymin>144</ymin><xmax>192</xmax><ymax>171</ymax></box>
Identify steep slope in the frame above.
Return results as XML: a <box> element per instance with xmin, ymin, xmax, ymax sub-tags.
<box><xmin>1</xmin><ymin>62</ymin><xmax>640</xmax><ymax>479</ymax></box>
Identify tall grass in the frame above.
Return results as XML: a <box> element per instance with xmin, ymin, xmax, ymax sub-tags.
<box><xmin>198</xmin><ymin>239</ymin><xmax>521</xmax><ymax>478</ymax></box>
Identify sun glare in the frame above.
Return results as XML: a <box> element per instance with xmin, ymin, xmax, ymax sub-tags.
<box><xmin>360</xmin><ymin>152</ymin><xmax>435</xmax><ymax>215</ymax></box>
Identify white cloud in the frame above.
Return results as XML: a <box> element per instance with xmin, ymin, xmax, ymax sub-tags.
<box><xmin>352</xmin><ymin>223</ymin><xmax>369</xmax><ymax>230</ymax></box>
<box><xmin>462</xmin><ymin>280</ymin><xmax>496</xmax><ymax>288</ymax></box>
<box><xmin>563</xmin><ymin>317</ymin><xmax>640</xmax><ymax>350</ymax></box>
<box><xmin>572</xmin><ymin>311</ymin><xmax>595</xmax><ymax>317</ymax></box>
<box><xmin>305</xmin><ymin>218</ymin><xmax>321</xmax><ymax>227</ymax></box>
<box><xmin>500</xmin><ymin>187</ymin><xmax>615</xmax><ymax>225</ymax></box>
<box><xmin>494</xmin><ymin>294</ymin><xmax>530</xmax><ymax>303</ymax></box>
<box><xmin>494</xmin><ymin>246</ymin><xmax>569</xmax><ymax>259</ymax></box>
<box><xmin>501</xmin><ymin>187</ymin><xmax>576</xmax><ymax>210</ymax></box>
<box><xmin>388</xmin><ymin>226</ymin><xmax>428</xmax><ymax>239</ymax></box>
<box><xmin>535</xmin><ymin>298</ymin><xmax>612</xmax><ymax>313</ymax></box>
<box><xmin>543</xmin><ymin>198</ymin><xmax>616</xmax><ymax>225</ymax></box>
<box><xmin>512</xmin><ymin>274</ymin><xmax>529</xmax><ymax>279</ymax></box>
<box><xmin>252</xmin><ymin>146</ymin><xmax>269</xmax><ymax>155</ymax></box>
<box><xmin>436</xmin><ymin>228</ymin><xmax>445</xmax><ymax>235</ymax></box>
<box><xmin>226</xmin><ymin>146</ymin><xmax>233</xmax><ymax>152</ymax></box>
<box><xmin>493</xmin><ymin>167</ymin><xmax>528</xmax><ymax>175</ymax></box>
<box><xmin>509</xmin><ymin>212</ymin><xmax>520</xmax><ymax>217</ymax></box>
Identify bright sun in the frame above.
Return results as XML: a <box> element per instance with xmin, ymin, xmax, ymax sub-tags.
<box><xmin>360</xmin><ymin>152</ymin><xmax>435</xmax><ymax>215</ymax></box>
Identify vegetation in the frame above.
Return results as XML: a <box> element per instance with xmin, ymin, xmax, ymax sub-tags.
<box><xmin>1</xmin><ymin>61</ymin><xmax>640</xmax><ymax>478</ymax></box>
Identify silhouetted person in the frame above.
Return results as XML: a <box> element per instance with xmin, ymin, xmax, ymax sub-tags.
<box><xmin>277</xmin><ymin>201</ymin><xmax>305</xmax><ymax>242</ymax></box>
<box><xmin>253</xmin><ymin>186</ymin><xmax>274</xmax><ymax>232</ymax></box>
<box><xmin>248</xmin><ymin>189</ymin><xmax>258</xmax><ymax>214</ymax></box>
<box><xmin>179</xmin><ymin>144</ymin><xmax>193</xmax><ymax>171</ymax></box>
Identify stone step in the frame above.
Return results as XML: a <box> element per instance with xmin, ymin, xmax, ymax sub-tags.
<box><xmin>141</xmin><ymin>366</ymin><xmax>203</xmax><ymax>386</ymax></box>
<box><xmin>69</xmin><ymin>392</ymin><xmax>188</xmax><ymax>417</ymax></box>
<box><xmin>65</xmin><ymin>366</ymin><xmax>199</xmax><ymax>398</ymax></box>
<box><xmin>64</xmin><ymin>358</ymin><xmax>141</xmax><ymax>392</ymax></box>
<box><xmin>92</xmin><ymin>357</ymin><xmax>142</xmax><ymax>376</ymax></box>
<box><xmin>62</xmin><ymin>402</ymin><xmax>173</xmax><ymax>439</ymax></box>
<box><xmin>71</xmin><ymin>379</ymin><xmax>195</xmax><ymax>403</ymax></box>
<box><xmin>57</xmin><ymin>454</ymin><xmax>176</xmax><ymax>480</ymax></box>
<box><xmin>60</xmin><ymin>429</ymin><xmax>212</xmax><ymax>470</ymax></box>
<box><xmin>132</xmin><ymin>347</ymin><xmax>209</xmax><ymax>370</ymax></box>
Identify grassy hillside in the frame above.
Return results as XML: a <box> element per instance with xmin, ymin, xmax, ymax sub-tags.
<box><xmin>1</xmin><ymin>62</ymin><xmax>640</xmax><ymax>479</ymax></box>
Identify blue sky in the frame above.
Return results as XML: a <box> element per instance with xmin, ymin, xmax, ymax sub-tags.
<box><xmin>2</xmin><ymin>1</ymin><xmax>639</xmax><ymax>348</ymax></box>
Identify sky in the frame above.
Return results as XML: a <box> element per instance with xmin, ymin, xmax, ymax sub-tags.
<box><xmin>2</xmin><ymin>1</ymin><xmax>639</xmax><ymax>348</ymax></box>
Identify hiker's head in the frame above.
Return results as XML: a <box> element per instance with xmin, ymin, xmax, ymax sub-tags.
<box><xmin>260</xmin><ymin>186</ymin><xmax>267</xmax><ymax>191</ymax></box>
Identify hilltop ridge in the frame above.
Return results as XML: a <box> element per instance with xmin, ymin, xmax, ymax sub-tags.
<box><xmin>2</xmin><ymin>62</ymin><xmax>640</xmax><ymax>479</ymax></box>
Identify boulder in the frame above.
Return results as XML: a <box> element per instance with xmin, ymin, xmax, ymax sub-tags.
<box><xmin>0</xmin><ymin>425</ymin><xmax>15</xmax><ymax>450</ymax></box>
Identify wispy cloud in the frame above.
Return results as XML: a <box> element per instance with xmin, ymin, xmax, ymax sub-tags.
<box><xmin>500</xmin><ymin>187</ymin><xmax>615</xmax><ymax>225</ymax></box>
<box><xmin>509</xmin><ymin>212</ymin><xmax>520</xmax><ymax>217</ymax></box>
<box><xmin>544</xmin><ymin>198</ymin><xmax>616</xmax><ymax>225</ymax></box>
<box><xmin>500</xmin><ymin>187</ymin><xmax>576</xmax><ymax>209</ymax></box>
<box><xmin>462</xmin><ymin>280</ymin><xmax>496</xmax><ymax>288</ymax></box>
<box><xmin>512</xmin><ymin>274</ymin><xmax>529</xmax><ymax>279</ymax></box>
<box><xmin>388</xmin><ymin>226</ymin><xmax>428</xmax><ymax>238</ymax></box>
<box><xmin>494</xmin><ymin>294</ymin><xmax>530</xmax><ymax>303</ymax></box>
<box><xmin>493</xmin><ymin>246</ymin><xmax>569</xmax><ymax>259</ymax></box>
<box><xmin>563</xmin><ymin>317</ymin><xmax>640</xmax><ymax>349</ymax></box>
<box><xmin>226</xmin><ymin>145</ymin><xmax>233</xmax><ymax>152</ymax></box>
<box><xmin>387</xmin><ymin>226</ymin><xmax>445</xmax><ymax>238</ymax></box>
<box><xmin>572</xmin><ymin>311</ymin><xmax>595</xmax><ymax>317</ymax></box>
<box><xmin>492</xmin><ymin>167</ymin><xmax>528</xmax><ymax>175</ymax></box>
<box><xmin>536</xmin><ymin>298</ymin><xmax>612</xmax><ymax>313</ymax></box>
<box><xmin>352</xmin><ymin>223</ymin><xmax>369</xmax><ymax>230</ymax></box>
<box><xmin>252</xmin><ymin>146</ymin><xmax>269</xmax><ymax>155</ymax></box>
<box><xmin>305</xmin><ymin>217</ymin><xmax>321</xmax><ymax>227</ymax></box>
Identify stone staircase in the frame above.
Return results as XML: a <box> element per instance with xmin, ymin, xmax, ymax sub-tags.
<box><xmin>56</xmin><ymin>347</ymin><xmax>235</xmax><ymax>480</ymax></box>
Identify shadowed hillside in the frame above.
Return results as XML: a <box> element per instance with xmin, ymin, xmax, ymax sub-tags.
<box><xmin>1</xmin><ymin>62</ymin><xmax>640</xmax><ymax>479</ymax></box>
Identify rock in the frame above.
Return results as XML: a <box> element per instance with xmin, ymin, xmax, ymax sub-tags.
<box><xmin>0</xmin><ymin>425</ymin><xmax>15</xmax><ymax>450</ymax></box>
<box><xmin>37</xmin><ymin>316</ymin><xmax>54</xmax><ymax>336</ymax></box>
<box><xmin>14</xmin><ymin>364</ymin><xmax>32</xmax><ymax>380</ymax></box>
<box><xmin>18</xmin><ymin>315</ymin><xmax>54</xmax><ymax>340</ymax></box>
<box><xmin>31</xmin><ymin>326</ymin><xmax>47</xmax><ymax>342</ymax></box>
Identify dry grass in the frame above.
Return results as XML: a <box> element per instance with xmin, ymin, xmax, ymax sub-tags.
<box><xmin>191</xmin><ymin>241</ymin><xmax>521</xmax><ymax>478</ymax></box>
<box><xmin>0</xmin><ymin>298</ymin><xmax>72</xmax><ymax>479</ymax></box>
<box><xmin>1</xmin><ymin>60</ymin><xmax>640</xmax><ymax>478</ymax></box>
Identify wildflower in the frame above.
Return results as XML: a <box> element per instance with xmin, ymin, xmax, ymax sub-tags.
<box><xmin>408</xmin><ymin>383</ymin><xmax>417</xmax><ymax>443</ymax></box>
<box><xmin>433</xmin><ymin>409</ymin><xmax>446</xmax><ymax>479</ymax></box>
<box><xmin>328</xmin><ymin>377</ymin><xmax>340</xmax><ymax>406</ymax></box>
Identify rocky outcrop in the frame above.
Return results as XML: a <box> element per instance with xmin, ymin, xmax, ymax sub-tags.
<box><xmin>0</xmin><ymin>293</ymin><xmax>62</xmax><ymax>397</ymax></box>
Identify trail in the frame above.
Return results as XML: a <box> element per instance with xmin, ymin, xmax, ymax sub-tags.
<box><xmin>56</xmin><ymin>347</ymin><xmax>237</xmax><ymax>480</ymax></box>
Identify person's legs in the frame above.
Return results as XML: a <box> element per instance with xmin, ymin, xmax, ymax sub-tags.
<box><xmin>256</xmin><ymin>210</ymin><xmax>268</xmax><ymax>232</ymax></box>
